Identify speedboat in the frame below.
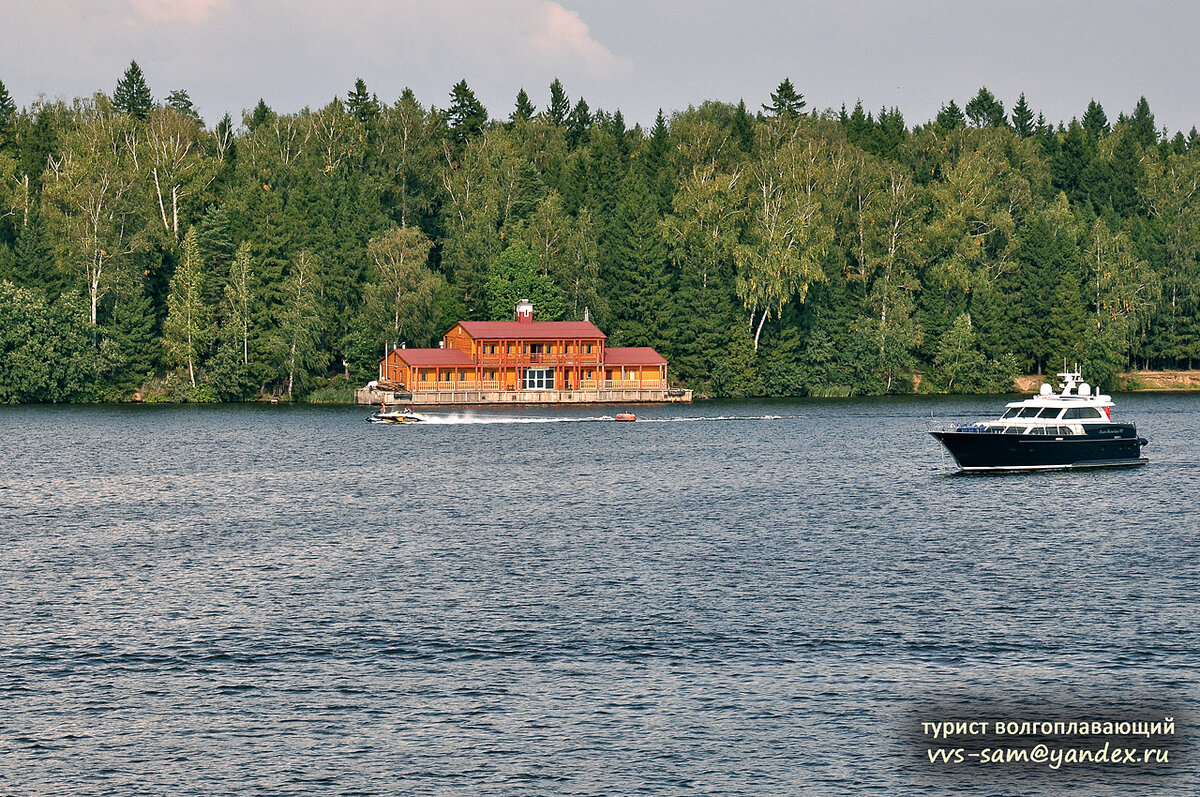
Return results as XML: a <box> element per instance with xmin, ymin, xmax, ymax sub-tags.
<box><xmin>367</xmin><ymin>407</ymin><xmax>428</xmax><ymax>424</ymax></box>
<box><xmin>929</xmin><ymin>369</ymin><xmax>1148</xmax><ymax>472</ymax></box>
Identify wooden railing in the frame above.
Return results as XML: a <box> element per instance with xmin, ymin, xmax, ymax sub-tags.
<box><xmin>477</xmin><ymin>353</ymin><xmax>603</xmax><ymax>366</ymax></box>
<box><xmin>603</xmin><ymin>379</ymin><xmax>662</xmax><ymax>388</ymax></box>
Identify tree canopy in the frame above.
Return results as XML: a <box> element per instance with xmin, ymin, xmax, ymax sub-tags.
<box><xmin>1</xmin><ymin>72</ymin><xmax>1199</xmax><ymax>403</ymax></box>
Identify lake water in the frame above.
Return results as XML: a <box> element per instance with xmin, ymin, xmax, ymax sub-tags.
<box><xmin>1</xmin><ymin>395</ymin><xmax>1197</xmax><ymax>795</ymax></box>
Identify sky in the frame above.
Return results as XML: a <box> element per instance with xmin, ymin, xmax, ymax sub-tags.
<box><xmin>3</xmin><ymin>1</ymin><xmax>1200</xmax><ymax>135</ymax></box>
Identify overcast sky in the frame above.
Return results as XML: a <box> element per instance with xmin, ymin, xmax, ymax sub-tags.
<box><xmin>3</xmin><ymin>1</ymin><xmax>1199</xmax><ymax>135</ymax></box>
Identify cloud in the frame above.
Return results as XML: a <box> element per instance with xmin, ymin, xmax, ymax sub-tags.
<box><xmin>528</xmin><ymin>2</ymin><xmax>630</xmax><ymax>76</ymax></box>
<box><xmin>128</xmin><ymin>0</ymin><xmax>228</xmax><ymax>24</ymax></box>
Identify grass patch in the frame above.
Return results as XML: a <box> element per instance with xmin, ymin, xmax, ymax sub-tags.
<box><xmin>303</xmin><ymin>377</ymin><xmax>357</xmax><ymax>404</ymax></box>
<box><xmin>809</xmin><ymin>385</ymin><xmax>854</xmax><ymax>398</ymax></box>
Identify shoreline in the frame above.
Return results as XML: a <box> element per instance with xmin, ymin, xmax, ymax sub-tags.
<box><xmin>5</xmin><ymin>370</ymin><xmax>1200</xmax><ymax>407</ymax></box>
<box><xmin>1014</xmin><ymin>370</ymin><xmax>1200</xmax><ymax>393</ymax></box>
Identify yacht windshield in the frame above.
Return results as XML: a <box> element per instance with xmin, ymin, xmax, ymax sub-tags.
<box><xmin>1001</xmin><ymin>408</ymin><xmax>1020</xmax><ymax>419</ymax></box>
<box><xmin>1017</xmin><ymin>407</ymin><xmax>1040</xmax><ymax>418</ymax></box>
<box><xmin>1037</xmin><ymin>407</ymin><xmax>1062</xmax><ymax>418</ymax></box>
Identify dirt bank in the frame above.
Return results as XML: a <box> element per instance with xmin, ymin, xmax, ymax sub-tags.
<box><xmin>1014</xmin><ymin>370</ymin><xmax>1200</xmax><ymax>393</ymax></box>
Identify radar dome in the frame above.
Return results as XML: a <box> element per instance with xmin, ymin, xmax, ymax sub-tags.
<box><xmin>1039</xmin><ymin>383</ymin><xmax>1053</xmax><ymax>396</ymax></box>
<box><xmin>1078</xmin><ymin>382</ymin><xmax>1091</xmax><ymax>396</ymax></box>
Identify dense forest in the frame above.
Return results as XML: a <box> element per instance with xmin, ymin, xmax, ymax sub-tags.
<box><xmin>1</xmin><ymin>64</ymin><xmax>1198</xmax><ymax>402</ymax></box>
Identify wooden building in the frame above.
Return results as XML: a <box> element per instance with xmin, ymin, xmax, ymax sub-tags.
<box><xmin>368</xmin><ymin>299</ymin><xmax>686</xmax><ymax>405</ymax></box>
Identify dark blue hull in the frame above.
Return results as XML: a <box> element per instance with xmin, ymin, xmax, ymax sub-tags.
<box><xmin>930</xmin><ymin>424</ymin><xmax>1148</xmax><ymax>471</ymax></box>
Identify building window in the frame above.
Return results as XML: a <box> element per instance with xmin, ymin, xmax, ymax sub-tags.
<box><xmin>459</xmin><ymin>370</ymin><xmax>469</xmax><ymax>381</ymax></box>
<box><xmin>523</xmin><ymin>367</ymin><xmax>555</xmax><ymax>390</ymax></box>
<box><xmin>440</xmin><ymin>371</ymin><xmax>449</xmax><ymax>382</ymax></box>
<box><xmin>420</xmin><ymin>371</ymin><xmax>428</xmax><ymax>382</ymax></box>
<box><xmin>586</xmin><ymin>343</ymin><xmax>593</xmax><ymax>353</ymax></box>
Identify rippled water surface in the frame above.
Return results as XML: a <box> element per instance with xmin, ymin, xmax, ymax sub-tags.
<box><xmin>2</xmin><ymin>396</ymin><xmax>1197</xmax><ymax>795</ymax></box>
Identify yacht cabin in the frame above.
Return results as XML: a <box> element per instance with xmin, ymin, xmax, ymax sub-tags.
<box><xmin>960</xmin><ymin>370</ymin><xmax>1114</xmax><ymax>437</ymax></box>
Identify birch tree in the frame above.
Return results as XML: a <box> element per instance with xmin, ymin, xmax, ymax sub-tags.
<box><xmin>43</xmin><ymin>105</ymin><xmax>141</xmax><ymax>324</ymax></box>
<box><xmin>223</xmin><ymin>241</ymin><xmax>256</xmax><ymax>366</ymax></box>
<box><xmin>163</xmin><ymin>228</ymin><xmax>212</xmax><ymax>386</ymax></box>
<box><xmin>142</xmin><ymin>106</ymin><xmax>216</xmax><ymax>244</ymax></box>
<box><xmin>276</xmin><ymin>251</ymin><xmax>324</xmax><ymax>398</ymax></box>
<box><xmin>737</xmin><ymin>131</ymin><xmax>831</xmax><ymax>349</ymax></box>
<box><xmin>362</xmin><ymin>226</ymin><xmax>439</xmax><ymax>349</ymax></box>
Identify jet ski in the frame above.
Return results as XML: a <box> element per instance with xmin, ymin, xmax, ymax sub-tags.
<box><xmin>367</xmin><ymin>406</ymin><xmax>428</xmax><ymax>424</ymax></box>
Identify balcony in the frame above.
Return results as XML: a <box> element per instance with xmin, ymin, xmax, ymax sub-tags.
<box><xmin>478</xmin><ymin>352</ymin><xmax>602</xmax><ymax>366</ymax></box>
<box><xmin>604</xmin><ymin>379</ymin><xmax>662</xmax><ymax>389</ymax></box>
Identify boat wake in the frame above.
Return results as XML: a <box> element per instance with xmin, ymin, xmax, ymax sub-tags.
<box><xmin>381</xmin><ymin>413</ymin><xmax>786</xmax><ymax>426</ymax></box>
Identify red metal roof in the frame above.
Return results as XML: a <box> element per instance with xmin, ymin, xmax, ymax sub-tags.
<box><xmin>603</xmin><ymin>346</ymin><xmax>668</xmax><ymax>365</ymax></box>
<box><xmin>455</xmin><ymin>320</ymin><xmax>606</xmax><ymax>340</ymax></box>
<box><xmin>386</xmin><ymin>348</ymin><xmax>475</xmax><ymax>367</ymax></box>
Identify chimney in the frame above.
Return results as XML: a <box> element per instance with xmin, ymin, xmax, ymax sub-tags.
<box><xmin>515</xmin><ymin>298</ymin><xmax>534</xmax><ymax>325</ymax></box>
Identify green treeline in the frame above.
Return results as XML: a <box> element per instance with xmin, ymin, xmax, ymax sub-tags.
<box><xmin>1</xmin><ymin>66</ymin><xmax>1198</xmax><ymax>402</ymax></box>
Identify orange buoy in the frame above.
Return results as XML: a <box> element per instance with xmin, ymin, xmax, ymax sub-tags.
<box><xmin>614</xmin><ymin>412</ymin><xmax>636</xmax><ymax>422</ymax></box>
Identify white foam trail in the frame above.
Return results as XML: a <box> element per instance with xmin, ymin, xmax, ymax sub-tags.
<box><xmin>639</xmin><ymin>415</ymin><xmax>783</xmax><ymax>423</ymax></box>
<box><xmin>393</xmin><ymin>413</ymin><xmax>787</xmax><ymax>426</ymax></box>
<box><xmin>417</xmin><ymin>412</ymin><xmax>612</xmax><ymax>425</ymax></box>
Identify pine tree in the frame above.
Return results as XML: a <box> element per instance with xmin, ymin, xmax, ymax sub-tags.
<box><xmin>105</xmin><ymin>284</ymin><xmax>159</xmax><ymax>387</ymax></box>
<box><xmin>0</xmin><ymin>78</ymin><xmax>15</xmax><ymax>147</ymax></box>
<box><xmin>165</xmin><ymin>89</ymin><xmax>202</xmax><ymax>126</ymax></box>
<box><xmin>731</xmin><ymin>100</ymin><xmax>754</xmax><ymax>152</ymax></box>
<box><xmin>1011</xmin><ymin>93</ymin><xmax>1034</xmax><ymax>137</ymax></box>
<box><xmin>872</xmin><ymin>107</ymin><xmax>906</xmax><ymax>158</ymax></box>
<box><xmin>346</xmin><ymin>78</ymin><xmax>380</xmax><ymax>125</ymax></box>
<box><xmin>1082</xmin><ymin>99</ymin><xmax>1109</xmax><ymax>139</ymax></box>
<box><xmin>246</xmin><ymin>99</ymin><xmax>274</xmax><ymax>132</ymax></box>
<box><xmin>193</xmin><ymin>204</ymin><xmax>236</xmax><ymax>307</ymax></box>
<box><xmin>1046</xmin><ymin>269</ymin><xmax>1090</xmax><ymax>368</ymax></box>
<box><xmin>965</xmin><ymin>87</ymin><xmax>1005</xmax><ymax>128</ymax></box>
<box><xmin>1107</xmin><ymin>130</ymin><xmax>1143</xmax><ymax>215</ymax></box>
<box><xmin>845</xmin><ymin>100</ymin><xmax>871</xmax><ymax>145</ymax></box>
<box><xmin>1129</xmin><ymin>96</ymin><xmax>1157</xmax><ymax>147</ymax></box>
<box><xmin>113</xmin><ymin>60</ymin><xmax>153</xmax><ymax>119</ymax></box>
<box><xmin>763</xmin><ymin>78</ymin><xmax>805</xmax><ymax>118</ymax></box>
<box><xmin>566</xmin><ymin>98</ymin><xmax>591</xmax><ymax>149</ymax></box>
<box><xmin>644</xmin><ymin>110</ymin><xmax>675</xmax><ymax>213</ymax></box>
<box><xmin>447</xmin><ymin>79</ymin><xmax>487</xmax><ymax>144</ymax></box>
<box><xmin>13</xmin><ymin>207</ymin><xmax>61</xmax><ymax>298</ymax></box>
<box><xmin>1006</xmin><ymin>206</ymin><xmax>1077</xmax><ymax>373</ymax></box>
<box><xmin>1051</xmin><ymin>120</ymin><xmax>1094</xmax><ymax>202</ymax></box>
<box><xmin>604</xmin><ymin>167</ymin><xmax>669</xmax><ymax>346</ymax></box>
<box><xmin>607</xmin><ymin>109</ymin><xmax>627</xmax><ymax>141</ymax></box>
<box><xmin>511</xmin><ymin>88</ymin><xmax>535</xmax><ymax>123</ymax></box>
<box><xmin>546</xmin><ymin>78</ymin><xmax>570</xmax><ymax>126</ymax></box>
<box><xmin>935</xmin><ymin>100</ymin><xmax>965</xmax><ymax>130</ymax></box>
